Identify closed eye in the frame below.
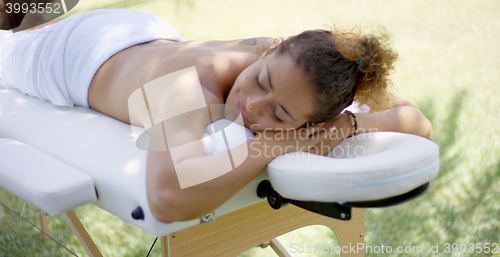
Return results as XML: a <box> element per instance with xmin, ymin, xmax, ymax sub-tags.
<box><xmin>255</xmin><ymin>76</ymin><xmax>265</xmax><ymax>90</ymax></box>
<box><xmin>256</xmin><ymin>75</ymin><xmax>283</xmax><ymax>123</ymax></box>
<box><xmin>272</xmin><ymin>105</ymin><xmax>283</xmax><ymax>123</ymax></box>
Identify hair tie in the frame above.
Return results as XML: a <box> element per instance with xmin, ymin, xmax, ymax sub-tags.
<box><xmin>356</xmin><ymin>57</ymin><xmax>364</xmax><ymax>71</ymax></box>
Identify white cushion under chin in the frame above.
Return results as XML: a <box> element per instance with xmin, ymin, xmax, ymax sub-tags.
<box><xmin>268</xmin><ymin>132</ymin><xmax>439</xmax><ymax>202</ymax></box>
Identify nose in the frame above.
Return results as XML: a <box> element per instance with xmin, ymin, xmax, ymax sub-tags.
<box><xmin>246</xmin><ymin>95</ymin><xmax>266</xmax><ymax>117</ymax></box>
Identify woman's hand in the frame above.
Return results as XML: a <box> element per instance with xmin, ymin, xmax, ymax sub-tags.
<box><xmin>308</xmin><ymin>112</ymin><xmax>354</xmax><ymax>156</ymax></box>
<box><xmin>355</xmin><ymin>94</ymin><xmax>433</xmax><ymax>140</ymax></box>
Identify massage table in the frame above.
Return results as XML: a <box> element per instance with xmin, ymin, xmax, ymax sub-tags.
<box><xmin>0</xmin><ymin>86</ymin><xmax>439</xmax><ymax>256</ymax></box>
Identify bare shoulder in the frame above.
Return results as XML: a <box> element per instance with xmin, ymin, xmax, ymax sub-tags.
<box><xmin>150</xmin><ymin>43</ymin><xmax>260</xmax><ymax>101</ymax></box>
<box><xmin>90</xmin><ymin>38</ymin><xmax>268</xmax><ymax>125</ymax></box>
<box><xmin>238</xmin><ymin>37</ymin><xmax>276</xmax><ymax>47</ymax></box>
<box><xmin>219</xmin><ymin>37</ymin><xmax>276</xmax><ymax>54</ymax></box>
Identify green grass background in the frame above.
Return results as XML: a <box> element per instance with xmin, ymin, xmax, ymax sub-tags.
<box><xmin>1</xmin><ymin>0</ymin><xmax>499</xmax><ymax>256</ymax></box>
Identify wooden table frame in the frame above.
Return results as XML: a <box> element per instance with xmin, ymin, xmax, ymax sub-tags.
<box><xmin>42</xmin><ymin>201</ymin><xmax>365</xmax><ymax>257</ymax></box>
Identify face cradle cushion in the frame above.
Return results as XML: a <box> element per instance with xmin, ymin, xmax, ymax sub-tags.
<box><xmin>267</xmin><ymin>132</ymin><xmax>439</xmax><ymax>202</ymax></box>
<box><xmin>202</xmin><ymin>119</ymin><xmax>439</xmax><ymax>203</ymax></box>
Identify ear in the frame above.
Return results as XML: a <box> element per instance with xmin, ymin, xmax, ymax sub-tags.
<box><xmin>260</xmin><ymin>38</ymin><xmax>284</xmax><ymax>58</ymax></box>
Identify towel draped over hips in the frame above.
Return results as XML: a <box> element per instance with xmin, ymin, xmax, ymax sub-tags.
<box><xmin>0</xmin><ymin>9</ymin><xmax>185</xmax><ymax>107</ymax></box>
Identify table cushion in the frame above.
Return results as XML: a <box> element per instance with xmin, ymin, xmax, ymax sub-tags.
<box><xmin>0</xmin><ymin>139</ymin><xmax>97</xmax><ymax>216</ymax></box>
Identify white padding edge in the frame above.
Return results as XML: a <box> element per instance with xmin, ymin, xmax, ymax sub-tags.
<box><xmin>0</xmin><ymin>139</ymin><xmax>97</xmax><ymax>216</ymax></box>
<box><xmin>267</xmin><ymin>132</ymin><xmax>439</xmax><ymax>202</ymax></box>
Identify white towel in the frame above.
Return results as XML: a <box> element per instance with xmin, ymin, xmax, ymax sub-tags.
<box><xmin>0</xmin><ymin>9</ymin><xmax>185</xmax><ymax>107</ymax></box>
<box><xmin>203</xmin><ymin>119</ymin><xmax>255</xmax><ymax>155</ymax></box>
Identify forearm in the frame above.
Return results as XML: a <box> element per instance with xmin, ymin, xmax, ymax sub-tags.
<box><xmin>356</xmin><ymin>105</ymin><xmax>433</xmax><ymax>139</ymax></box>
<box><xmin>148</xmin><ymin>137</ymin><xmax>274</xmax><ymax>223</ymax></box>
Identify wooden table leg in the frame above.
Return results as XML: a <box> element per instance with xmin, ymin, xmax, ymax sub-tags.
<box><xmin>39</xmin><ymin>210</ymin><xmax>50</xmax><ymax>243</ymax></box>
<box><xmin>161</xmin><ymin>235</ymin><xmax>170</xmax><ymax>257</ymax></box>
<box><xmin>62</xmin><ymin>210</ymin><xmax>103</xmax><ymax>257</ymax></box>
<box><xmin>270</xmin><ymin>238</ymin><xmax>291</xmax><ymax>257</ymax></box>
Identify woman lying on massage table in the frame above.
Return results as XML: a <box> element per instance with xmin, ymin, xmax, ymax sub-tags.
<box><xmin>1</xmin><ymin>9</ymin><xmax>432</xmax><ymax>223</ymax></box>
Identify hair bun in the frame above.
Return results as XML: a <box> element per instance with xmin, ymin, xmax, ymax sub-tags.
<box><xmin>331</xmin><ymin>26</ymin><xmax>398</xmax><ymax>112</ymax></box>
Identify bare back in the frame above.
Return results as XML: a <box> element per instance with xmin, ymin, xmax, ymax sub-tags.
<box><xmin>88</xmin><ymin>38</ymin><xmax>274</xmax><ymax>126</ymax></box>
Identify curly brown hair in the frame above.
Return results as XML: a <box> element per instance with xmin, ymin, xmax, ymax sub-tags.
<box><xmin>272</xmin><ymin>26</ymin><xmax>398</xmax><ymax>124</ymax></box>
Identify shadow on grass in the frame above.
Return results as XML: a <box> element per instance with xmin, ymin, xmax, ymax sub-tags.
<box><xmin>427</xmin><ymin>88</ymin><xmax>468</xmax><ymax>185</ymax></box>
<box><xmin>448</xmin><ymin>159</ymin><xmax>500</xmax><ymax>243</ymax></box>
<box><xmin>363</xmin><ymin>88</ymin><xmax>499</xmax><ymax>255</ymax></box>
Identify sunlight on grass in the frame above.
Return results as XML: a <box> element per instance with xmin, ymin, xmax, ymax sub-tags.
<box><xmin>1</xmin><ymin>0</ymin><xmax>499</xmax><ymax>256</ymax></box>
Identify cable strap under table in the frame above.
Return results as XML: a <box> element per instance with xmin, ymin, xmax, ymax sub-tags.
<box><xmin>0</xmin><ymin>202</ymin><xmax>78</xmax><ymax>257</ymax></box>
<box><xmin>146</xmin><ymin>237</ymin><xmax>158</xmax><ymax>257</ymax></box>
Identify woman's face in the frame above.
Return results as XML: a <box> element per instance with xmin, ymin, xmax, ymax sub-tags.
<box><xmin>226</xmin><ymin>52</ymin><xmax>317</xmax><ymax>131</ymax></box>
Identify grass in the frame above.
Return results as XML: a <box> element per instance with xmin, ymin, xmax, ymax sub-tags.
<box><xmin>1</xmin><ymin>0</ymin><xmax>500</xmax><ymax>256</ymax></box>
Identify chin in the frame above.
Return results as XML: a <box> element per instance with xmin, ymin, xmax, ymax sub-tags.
<box><xmin>242</xmin><ymin>120</ymin><xmax>253</xmax><ymax>130</ymax></box>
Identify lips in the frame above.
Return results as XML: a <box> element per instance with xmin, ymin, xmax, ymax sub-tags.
<box><xmin>235</xmin><ymin>96</ymin><xmax>250</xmax><ymax>122</ymax></box>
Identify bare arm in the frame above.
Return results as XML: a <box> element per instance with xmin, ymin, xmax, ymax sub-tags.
<box><xmin>147</xmin><ymin>118</ymin><xmax>333</xmax><ymax>223</ymax></box>
<box><xmin>146</xmin><ymin>135</ymin><xmax>275</xmax><ymax>223</ymax></box>
<box><xmin>143</xmin><ymin>67</ymin><xmax>279</xmax><ymax>223</ymax></box>
<box><xmin>146</xmin><ymin>107</ymin><xmax>328</xmax><ymax>223</ymax></box>
<box><xmin>356</xmin><ymin>94</ymin><xmax>433</xmax><ymax>139</ymax></box>
<box><xmin>309</xmin><ymin>94</ymin><xmax>433</xmax><ymax>156</ymax></box>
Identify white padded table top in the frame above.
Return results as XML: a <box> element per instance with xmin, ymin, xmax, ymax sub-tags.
<box><xmin>0</xmin><ymin>88</ymin><xmax>268</xmax><ymax>237</ymax></box>
<box><xmin>0</xmin><ymin>87</ymin><xmax>440</xmax><ymax>237</ymax></box>
<box><xmin>0</xmin><ymin>138</ymin><xmax>97</xmax><ymax>216</ymax></box>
